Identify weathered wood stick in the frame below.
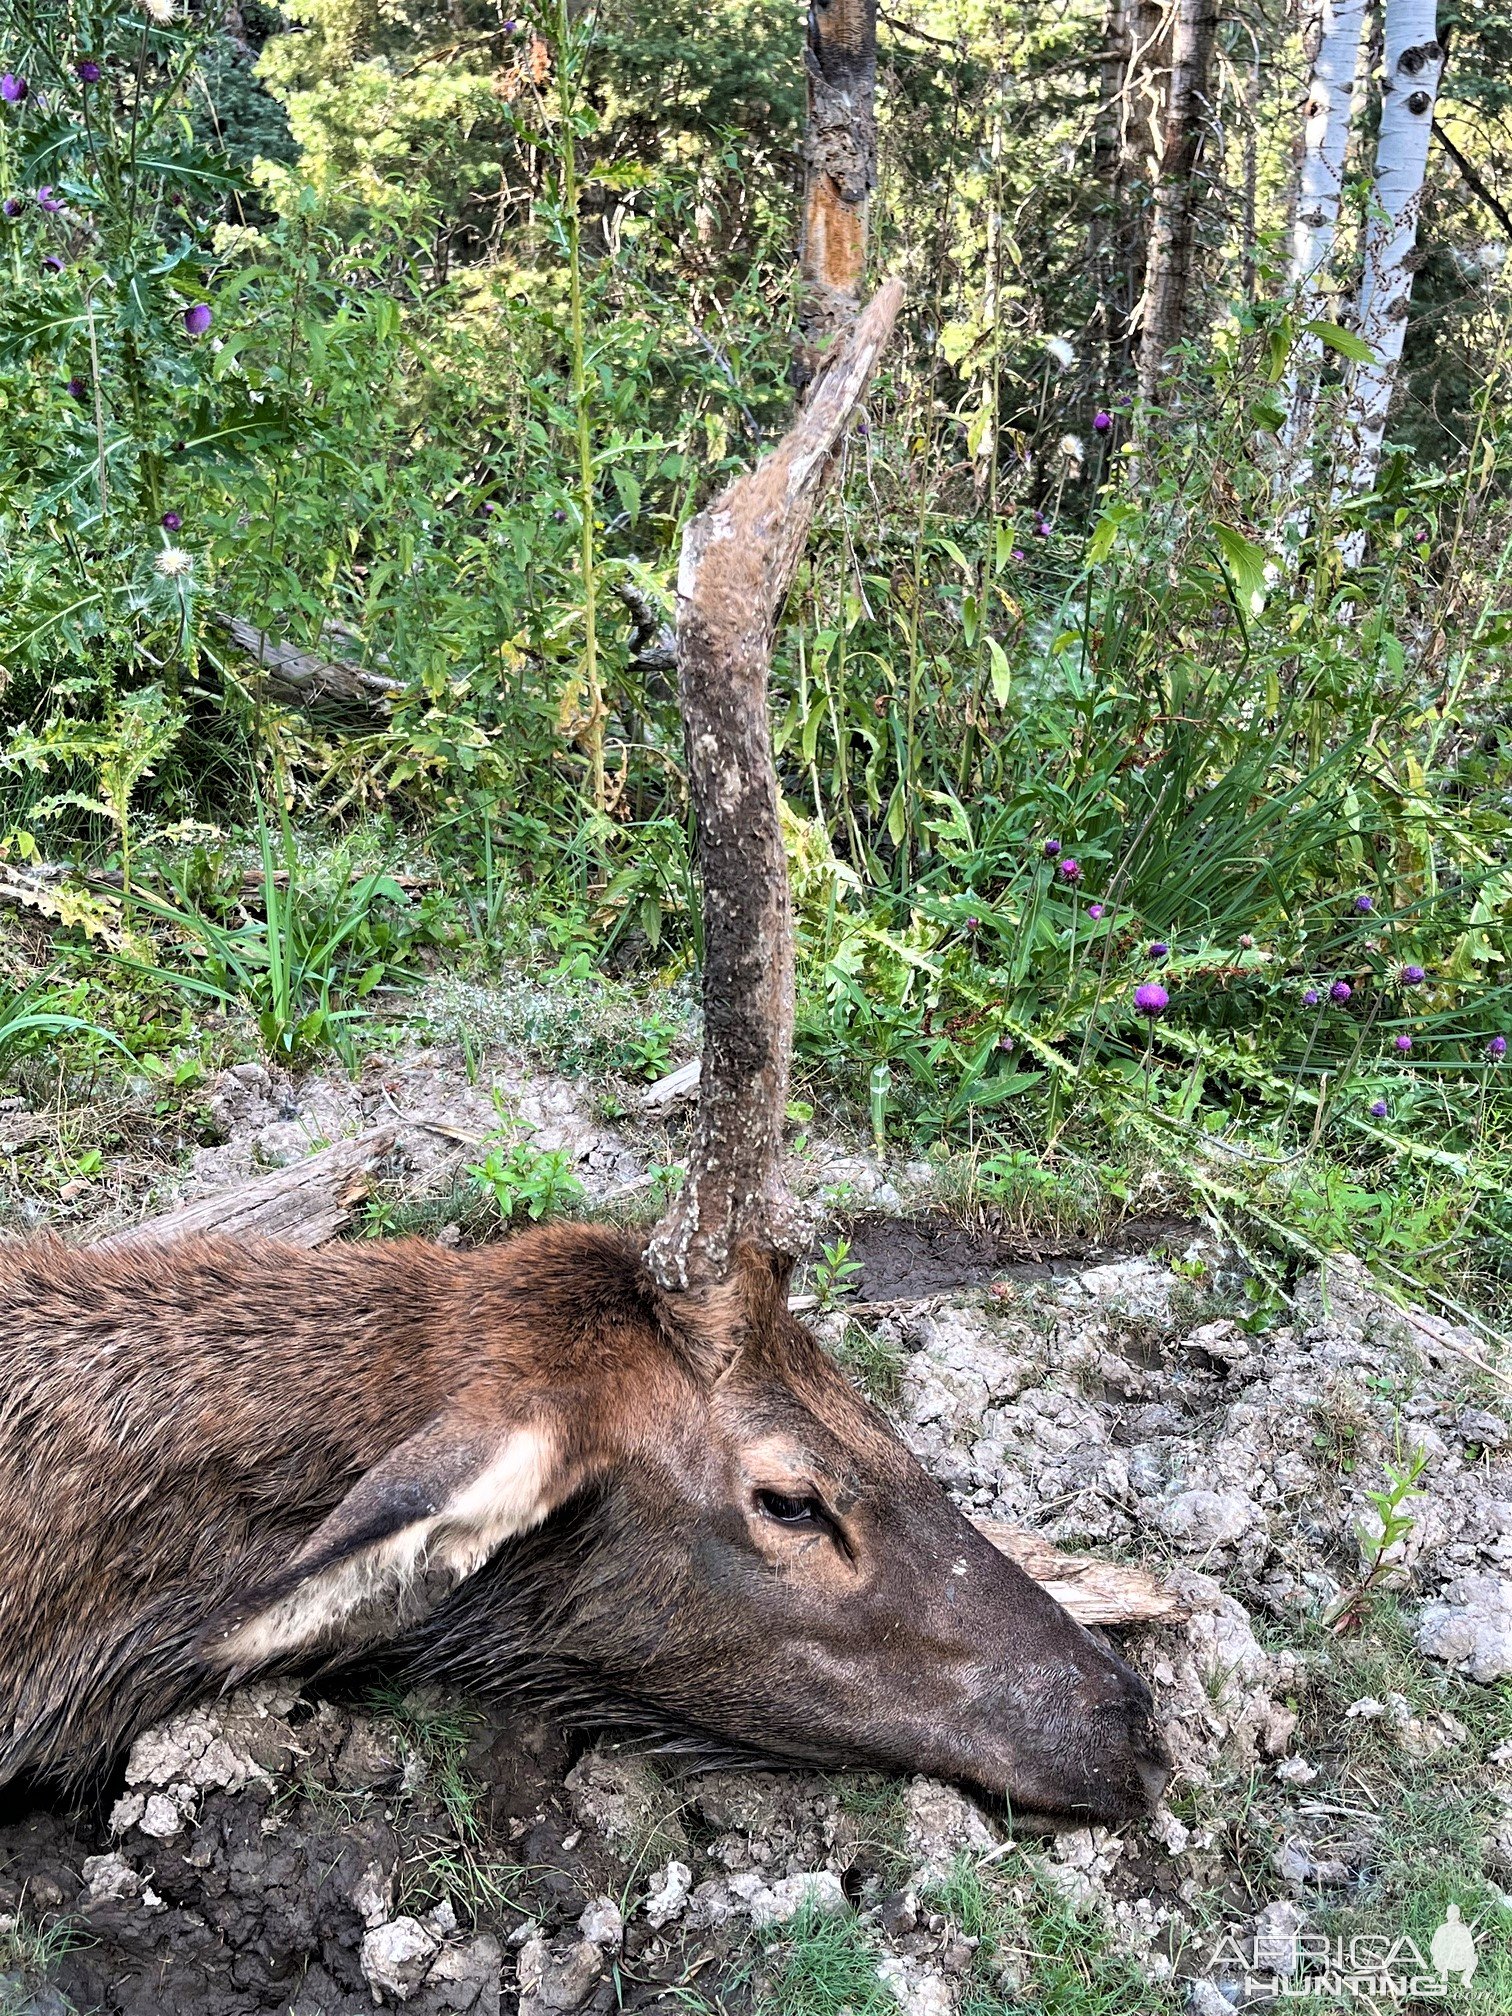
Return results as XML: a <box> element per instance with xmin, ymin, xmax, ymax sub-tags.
<box><xmin>98</xmin><ymin>1128</ymin><xmax>396</xmax><ymax>1251</ymax></box>
<box><xmin>974</xmin><ymin>1518</ymin><xmax>1190</xmax><ymax>1627</ymax></box>
<box><xmin>209</xmin><ymin>612</ymin><xmax>404</xmax><ymax>712</ymax></box>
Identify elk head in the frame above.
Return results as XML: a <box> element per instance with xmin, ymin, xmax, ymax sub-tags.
<box><xmin>398</xmin><ymin>1235</ymin><xmax>1168</xmax><ymax>1824</ymax></box>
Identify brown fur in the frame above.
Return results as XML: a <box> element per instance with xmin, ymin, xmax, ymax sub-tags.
<box><xmin>0</xmin><ymin>1226</ymin><xmax>1168</xmax><ymax>1819</ymax></box>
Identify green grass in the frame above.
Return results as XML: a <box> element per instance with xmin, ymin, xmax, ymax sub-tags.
<box><xmin>0</xmin><ymin>1913</ymin><xmax>86</xmax><ymax>2016</ymax></box>
<box><xmin>927</xmin><ymin>1858</ymin><xmax>1183</xmax><ymax>2016</ymax></box>
<box><xmin>755</xmin><ymin>1905</ymin><xmax>896</xmax><ymax>2016</ymax></box>
<box><xmin>829</xmin><ymin>1323</ymin><xmax>907</xmax><ymax>1408</ymax></box>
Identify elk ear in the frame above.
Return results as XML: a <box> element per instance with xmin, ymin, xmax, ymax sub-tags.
<box><xmin>200</xmin><ymin>1414</ymin><xmax>562</xmax><ymax>1674</ymax></box>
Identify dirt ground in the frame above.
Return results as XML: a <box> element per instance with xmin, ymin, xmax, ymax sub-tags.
<box><xmin>3</xmin><ymin>1029</ymin><xmax>1510</xmax><ymax>2015</ymax></box>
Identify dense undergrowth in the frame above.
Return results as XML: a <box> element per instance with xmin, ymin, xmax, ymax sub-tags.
<box><xmin>0</xmin><ymin>1</ymin><xmax>1509</xmax><ymax>1334</ymax></box>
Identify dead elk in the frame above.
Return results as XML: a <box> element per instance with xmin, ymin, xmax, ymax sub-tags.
<box><xmin>0</xmin><ymin>286</ymin><xmax>1167</xmax><ymax>1825</ymax></box>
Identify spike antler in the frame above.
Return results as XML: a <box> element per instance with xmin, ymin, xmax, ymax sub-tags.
<box><xmin>646</xmin><ymin>279</ymin><xmax>904</xmax><ymax>1294</ymax></box>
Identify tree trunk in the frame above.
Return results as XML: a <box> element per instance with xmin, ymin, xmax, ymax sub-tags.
<box><xmin>1281</xmin><ymin>0</ymin><xmax>1369</xmax><ymax>455</ymax></box>
<box><xmin>1341</xmin><ymin>0</ymin><xmax>1445</xmax><ymax>506</ymax></box>
<box><xmin>1134</xmin><ymin>0</ymin><xmax>1220</xmax><ymax>408</ymax></box>
<box><xmin>796</xmin><ymin>0</ymin><xmax>878</xmax><ymax>380</ymax></box>
<box><xmin>647</xmin><ymin>281</ymin><xmax>903</xmax><ymax>1294</ymax></box>
<box><xmin>1093</xmin><ymin>0</ymin><xmax>1171</xmax><ymax>383</ymax></box>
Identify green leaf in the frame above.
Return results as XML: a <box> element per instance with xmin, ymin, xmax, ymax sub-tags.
<box><xmin>1303</xmin><ymin>319</ymin><xmax>1376</xmax><ymax>365</ymax></box>
<box><xmin>987</xmin><ymin>636</ymin><xmax>1012</xmax><ymax>706</ymax></box>
<box><xmin>1212</xmin><ymin>522</ymin><xmax>1270</xmax><ymax>606</ymax></box>
<box><xmin>1086</xmin><ymin>500</ymin><xmax>1138</xmax><ymax>565</ymax></box>
<box><xmin>885</xmin><ymin>785</ymin><xmax>907</xmax><ymax>849</ymax></box>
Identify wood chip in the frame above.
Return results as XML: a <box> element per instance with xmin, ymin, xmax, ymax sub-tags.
<box><xmin>974</xmin><ymin>1518</ymin><xmax>1191</xmax><ymax>1626</ymax></box>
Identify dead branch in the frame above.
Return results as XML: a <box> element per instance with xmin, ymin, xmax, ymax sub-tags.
<box><xmin>613</xmin><ymin>579</ymin><xmax>676</xmax><ymax>677</ymax></box>
<box><xmin>209</xmin><ymin>613</ymin><xmax>404</xmax><ymax>715</ymax></box>
<box><xmin>974</xmin><ymin>1519</ymin><xmax>1191</xmax><ymax>1627</ymax></box>
<box><xmin>645</xmin><ymin>279</ymin><xmax>903</xmax><ymax>1295</ymax></box>
<box><xmin>97</xmin><ymin>1129</ymin><xmax>396</xmax><ymax>1251</ymax></box>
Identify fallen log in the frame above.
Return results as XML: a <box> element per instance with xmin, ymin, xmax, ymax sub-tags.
<box><xmin>975</xmin><ymin>1518</ymin><xmax>1190</xmax><ymax>1627</ymax></box>
<box><xmin>209</xmin><ymin>612</ymin><xmax>404</xmax><ymax>714</ymax></box>
<box><xmin>99</xmin><ymin>1128</ymin><xmax>396</xmax><ymax>1251</ymax></box>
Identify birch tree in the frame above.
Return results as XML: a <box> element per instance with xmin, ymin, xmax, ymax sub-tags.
<box><xmin>1342</xmin><ymin>0</ymin><xmax>1445</xmax><ymax>505</ymax></box>
<box><xmin>1281</xmin><ymin>0</ymin><xmax>1369</xmax><ymax>457</ymax></box>
<box><xmin>1135</xmin><ymin>0</ymin><xmax>1220</xmax><ymax>407</ymax></box>
<box><xmin>796</xmin><ymin>0</ymin><xmax>878</xmax><ymax>380</ymax></box>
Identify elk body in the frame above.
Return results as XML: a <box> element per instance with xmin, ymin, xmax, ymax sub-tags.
<box><xmin>0</xmin><ymin>288</ymin><xmax>1168</xmax><ymax>1826</ymax></box>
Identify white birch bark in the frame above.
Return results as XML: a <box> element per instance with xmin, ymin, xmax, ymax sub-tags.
<box><xmin>1342</xmin><ymin>0</ymin><xmax>1445</xmax><ymax>509</ymax></box>
<box><xmin>1280</xmin><ymin>0</ymin><xmax>1368</xmax><ymax>456</ymax></box>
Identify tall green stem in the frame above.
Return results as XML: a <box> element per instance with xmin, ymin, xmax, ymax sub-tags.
<box><xmin>556</xmin><ymin>0</ymin><xmax>604</xmax><ymax>815</ymax></box>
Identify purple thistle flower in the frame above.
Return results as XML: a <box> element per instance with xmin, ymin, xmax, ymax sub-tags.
<box><xmin>1087</xmin><ymin>903</ymin><xmax>1104</xmax><ymax>921</ymax></box>
<box><xmin>66</xmin><ymin>375</ymin><xmax>87</xmax><ymax>400</ymax></box>
<box><xmin>1400</xmin><ymin>964</ymin><xmax>1426</xmax><ymax>986</ymax></box>
<box><xmin>997</xmin><ymin>1033</ymin><xmax>1015</xmax><ymax>1052</ymax></box>
<box><xmin>0</xmin><ymin>73</ymin><xmax>27</xmax><ymax>104</ymax></box>
<box><xmin>1394</xmin><ymin>1034</ymin><xmax>1412</xmax><ymax>1054</ymax></box>
<box><xmin>1148</xmin><ymin>941</ymin><xmax>1169</xmax><ymax>960</ymax></box>
<box><xmin>1134</xmin><ymin>982</ymin><xmax>1169</xmax><ymax>1018</ymax></box>
<box><xmin>964</xmin><ymin>915</ymin><xmax>981</xmax><ymax>933</ymax></box>
<box><xmin>1488</xmin><ymin>1036</ymin><xmax>1508</xmax><ymax>1061</ymax></box>
<box><xmin>36</xmin><ymin>185</ymin><xmax>61</xmax><ymax>214</ymax></box>
<box><xmin>2</xmin><ymin>196</ymin><xmax>22</xmax><ymax>217</ymax></box>
<box><xmin>1303</xmin><ymin>988</ymin><xmax>1320</xmax><ymax>1007</ymax></box>
<box><xmin>41</xmin><ymin>254</ymin><xmax>63</xmax><ymax>273</ymax></box>
<box><xmin>1093</xmin><ymin>410</ymin><xmax>1112</xmax><ymax>433</ymax></box>
<box><xmin>1059</xmin><ymin>858</ymin><xmax>1082</xmax><ymax>883</ymax></box>
<box><xmin>1353</xmin><ymin>894</ymin><xmax>1373</xmax><ymax>913</ymax></box>
<box><xmin>1042</xmin><ymin>838</ymin><xmax>1061</xmax><ymax>859</ymax></box>
<box><xmin>182</xmin><ymin>302</ymin><xmax>212</xmax><ymax>337</ymax></box>
<box><xmin>1330</xmin><ymin>980</ymin><xmax>1352</xmax><ymax>1004</ymax></box>
<box><xmin>1370</xmin><ymin>1099</ymin><xmax>1388</xmax><ymax>1119</ymax></box>
<box><xmin>75</xmin><ymin>58</ymin><xmax>102</xmax><ymax>82</ymax></box>
<box><xmin>160</xmin><ymin>509</ymin><xmax>182</xmax><ymax>531</ymax></box>
<box><xmin>1238</xmin><ymin>933</ymin><xmax>1254</xmax><ymax>949</ymax></box>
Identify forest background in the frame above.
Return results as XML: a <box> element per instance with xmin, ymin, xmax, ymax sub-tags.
<box><xmin>0</xmin><ymin>0</ymin><xmax>1510</xmax><ymax>1337</ymax></box>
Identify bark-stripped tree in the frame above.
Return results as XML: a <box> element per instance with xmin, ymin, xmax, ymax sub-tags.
<box><xmin>796</xmin><ymin>0</ymin><xmax>878</xmax><ymax>379</ymax></box>
<box><xmin>1341</xmin><ymin>0</ymin><xmax>1446</xmax><ymax>505</ymax></box>
<box><xmin>1134</xmin><ymin>0</ymin><xmax>1220</xmax><ymax>407</ymax></box>
<box><xmin>1281</xmin><ymin>0</ymin><xmax>1369</xmax><ymax>458</ymax></box>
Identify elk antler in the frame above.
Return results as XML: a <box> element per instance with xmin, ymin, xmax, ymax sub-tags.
<box><xmin>646</xmin><ymin>279</ymin><xmax>904</xmax><ymax>1294</ymax></box>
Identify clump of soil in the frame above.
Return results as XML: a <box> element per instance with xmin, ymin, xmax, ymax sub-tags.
<box><xmin>836</xmin><ymin>1211</ymin><xmax>1200</xmax><ymax>1301</ymax></box>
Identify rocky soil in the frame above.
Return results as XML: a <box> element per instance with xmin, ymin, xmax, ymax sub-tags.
<box><xmin>3</xmin><ymin>1033</ymin><xmax>1511</xmax><ymax>2014</ymax></box>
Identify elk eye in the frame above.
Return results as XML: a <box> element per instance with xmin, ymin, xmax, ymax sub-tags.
<box><xmin>755</xmin><ymin>1487</ymin><xmax>826</xmax><ymax>1526</ymax></box>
